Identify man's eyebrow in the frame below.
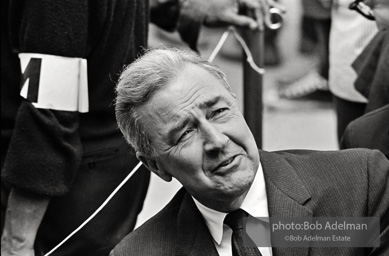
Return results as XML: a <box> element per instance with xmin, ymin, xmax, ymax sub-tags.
<box><xmin>199</xmin><ymin>95</ymin><xmax>232</xmax><ymax>109</ymax></box>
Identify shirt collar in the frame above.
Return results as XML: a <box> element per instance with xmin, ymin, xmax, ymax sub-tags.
<box><xmin>193</xmin><ymin>160</ymin><xmax>269</xmax><ymax>245</ymax></box>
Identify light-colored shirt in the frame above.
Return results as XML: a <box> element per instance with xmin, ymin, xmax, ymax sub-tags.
<box><xmin>329</xmin><ymin>0</ymin><xmax>378</xmax><ymax>102</ymax></box>
<box><xmin>193</xmin><ymin>161</ymin><xmax>272</xmax><ymax>256</ymax></box>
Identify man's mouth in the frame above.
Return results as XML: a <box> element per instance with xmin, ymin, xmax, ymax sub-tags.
<box><xmin>212</xmin><ymin>155</ymin><xmax>240</xmax><ymax>173</ymax></box>
<box><xmin>220</xmin><ymin>156</ymin><xmax>235</xmax><ymax>167</ymax></box>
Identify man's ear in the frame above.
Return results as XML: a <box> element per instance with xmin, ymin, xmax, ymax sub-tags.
<box><xmin>136</xmin><ymin>152</ymin><xmax>172</xmax><ymax>182</ymax></box>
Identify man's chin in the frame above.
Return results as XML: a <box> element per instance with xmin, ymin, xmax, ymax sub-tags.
<box><xmin>215</xmin><ymin>177</ymin><xmax>253</xmax><ymax>200</ymax></box>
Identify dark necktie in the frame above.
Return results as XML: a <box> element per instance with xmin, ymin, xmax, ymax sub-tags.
<box><xmin>224</xmin><ymin>209</ymin><xmax>262</xmax><ymax>256</ymax></box>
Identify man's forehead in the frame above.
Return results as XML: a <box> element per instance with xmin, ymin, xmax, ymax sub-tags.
<box><xmin>139</xmin><ymin>63</ymin><xmax>235</xmax><ymax>126</ymax></box>
<box><xmin>169</xmin><ymin>64</ymin><xmax>227</xmax><ymax>92</ymax></box>
<box><xmin>151</xmin><ymin>65</ymin><xmax>232</xmax><ymax>108</ymax></box>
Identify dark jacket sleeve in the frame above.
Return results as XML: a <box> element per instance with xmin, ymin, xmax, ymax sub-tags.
<box><xmin>340</xmin><ymin>105</ymin><xmax>389</xmax><ymax>159</ymax></box>
<box><xmin>1</xmin><ymin>0</ymin><xmax>88</xmax><ymax>196</ymax></box>
<box><xmin>150</xmin><ymin>0</ymin><xmax>204</xmax><ymax>51</ymax></box>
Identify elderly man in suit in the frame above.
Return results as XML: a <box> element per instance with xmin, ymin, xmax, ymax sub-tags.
<box><xmin>112</xmin><ymin>48</ymin><xmax>389</xmax><ymax>256</ymax></box>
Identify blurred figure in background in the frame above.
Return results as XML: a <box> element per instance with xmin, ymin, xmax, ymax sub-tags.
<box><xmin>341</xmin><ymin>0</ymin><xmax>389</xmax><ymax>156</ymax></box>
<box><xmin>1</xmin><ymin>1</ymin><xmax>276</xmax><ymax>256</ymax></box>
<box><xmin>329</xmin><ymin>0</ymin><xmax>378</xmax><ymax>143</ymax></box>
<box><xmin>278</xmin><ymin>0</ymin><xmax>332</xmax><ymax>99</ymax></box>
<box><xmin>351</xmin><ymin>0</ymin><xmax>389</xmax><ymax>113</ymax></box>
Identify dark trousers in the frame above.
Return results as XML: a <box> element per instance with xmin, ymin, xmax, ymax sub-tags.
<box><xmin>314</xmin><ymin>18</ymin><xmax>331</xmax><ymax>80</ymax></box>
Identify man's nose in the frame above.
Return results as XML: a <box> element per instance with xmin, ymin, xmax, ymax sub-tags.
<box><xmin>202</xmin><ymin>122</ymin><xmax>228</xmax><ymax>153</ymax></box>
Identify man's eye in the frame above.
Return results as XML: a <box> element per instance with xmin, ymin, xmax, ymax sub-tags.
<box><xmin>177</xmin><ymin>130</ymin><xmax>192</xmax><ymax>143</ymax></box>
<box><xmin>211</xmin><ymin>108</ymin><xmax>228</xmax><ymax>118</ymax></box>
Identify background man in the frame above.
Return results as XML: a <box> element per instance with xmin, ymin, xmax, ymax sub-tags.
<box><xmin>341</xmin><ymin>0</ymin><xmax>389</xmax><ymax>157</ymax></box>
<box><xmin>112</xmin><ymin>47</ymin><xmax>389</xmax><ymax>256</ymax></box>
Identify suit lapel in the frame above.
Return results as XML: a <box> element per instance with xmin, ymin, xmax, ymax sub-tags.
<box><xmin>176</xmin><ymin>192</ymin><xmax>219</xmax><ymax>256</ymax></box>
<box><xmin>259</xmin><ymin>150</ymin><xmax>313</xmax><ymax>256</ymax></box>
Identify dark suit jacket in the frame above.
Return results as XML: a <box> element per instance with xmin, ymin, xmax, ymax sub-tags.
<box><xmin>341</xmin><ymin>105</ymin><xmax>389</xmax><ymax>159</ymax></box>
<box><xmin>111</xmin><ymin>149</ymin><xmax>389</xmax><ymax>256</ymax></box>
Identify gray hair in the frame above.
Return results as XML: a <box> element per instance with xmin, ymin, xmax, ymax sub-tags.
<box><xmin>115</xmin><ymin>47</ymin><xmax>233</xmax><ymax>158</ymax></box>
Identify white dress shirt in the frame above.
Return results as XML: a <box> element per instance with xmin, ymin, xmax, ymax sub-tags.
<box><xmin>193</xmin><ymin>161</ymin><xmax>272</xmax><ymax>256</ymax></box>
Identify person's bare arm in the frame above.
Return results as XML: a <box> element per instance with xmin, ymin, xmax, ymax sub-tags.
<box><xmin>1</xmin><ymin>188</ymin><xmax>50</xmax><ymax>256</ymax></box>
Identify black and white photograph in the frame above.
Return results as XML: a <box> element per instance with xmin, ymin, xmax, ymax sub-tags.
<box><xmin>1</xmin><ymin>0</ymin><xmax>388</xmax><ymax>255</ymax></box>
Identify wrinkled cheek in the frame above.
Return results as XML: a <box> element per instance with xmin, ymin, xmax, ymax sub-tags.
<box><xmin>174</xmin><ymin>150</ymin><xmax>203</xmax><ymax>175</ymax></box>
<box><xmin>239</xmin><ymin>122</ymin><xmax>258</xmax><ymax>148</ymax></box>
